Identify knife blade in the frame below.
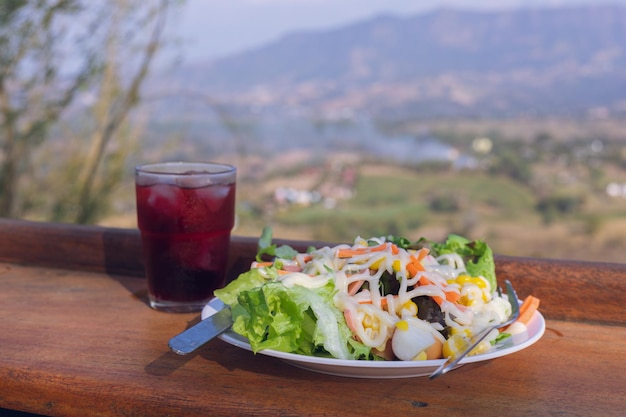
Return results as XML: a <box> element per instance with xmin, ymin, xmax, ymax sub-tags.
<box><xmin>168</xmin><ymin>307</ymin><xmax>233</xmax><ymax>355</ymax></box>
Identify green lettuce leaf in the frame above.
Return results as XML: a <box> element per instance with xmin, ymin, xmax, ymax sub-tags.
<box><xmin>256</xmin><ymin>226</ymin><xmax>298</xmax><ymax>261</ymax></box>
<box><xmin>216</xmin><ymin>276</ymin><xmax>372</xmax><ymax>360</ymax></box>
<box><xmin>214</xmin><ymin>268</ymin><xmax>268</xmax><ymax>305</ymax></box>
<box><xmin>431</xmin><ymin>234</ymin><xmax>497</xmax><ymax>292</ymax></box>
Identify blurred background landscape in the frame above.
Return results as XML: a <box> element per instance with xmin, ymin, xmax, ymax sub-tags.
<box><xmin>2</xmin><ymin>0</ymin><xmax>626</xmax><ymax>263</ymax></box>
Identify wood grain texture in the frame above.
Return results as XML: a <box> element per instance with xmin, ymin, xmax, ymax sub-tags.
<box><xmin>496</xmin><ymin>254</ymin><xmax>626</xmax><ymax>325</ymax></box>
<box><xmin>1</xmin><ymin>219</ymin><xmax>625</xmax><ymax>416</ymax></box>
<box><xmin>0</xmin><ymin>219</ymin><xmax>144</xmax><ymax>276</ymax></box>
<box><xmin>2</xmin><ymin>218</ymin><xmax>625</xmax><ymax>324</ymax></box>
<box><xmin>0</xmin><ymin>263</ymin><xmax>624</xmax><ymax>417</ymax></box>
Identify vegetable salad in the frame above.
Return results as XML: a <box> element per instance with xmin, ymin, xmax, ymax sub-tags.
<box><xmin>215</xmin><ymin>229</ymin><xmax>538</xmax><ymax>361</ymax></box>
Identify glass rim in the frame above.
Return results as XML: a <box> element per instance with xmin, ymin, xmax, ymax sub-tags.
<box><xmin>135</xmin><ymin>161</ymin><xmax>236</xmax><ymax>176</ymax></box>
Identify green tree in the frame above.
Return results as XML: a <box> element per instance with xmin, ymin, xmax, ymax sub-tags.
<box><xmin>488</xmin><ymin>148</ymin><xmax>533</xmax><ymax>184</ymax></box>
<box><xmin>0</xmin><ymin>0</ymin><xmax>96</xmax><ymax>217</ymax></box>
<box><xmin>54</xmin><ymin>0</ymin><xmax>174</xmax><ymax>224</ymax></box>
<box><xmin>0</xmin><ymin>0</ymin><xmax>179</xmax><ymax>223</ymax></box>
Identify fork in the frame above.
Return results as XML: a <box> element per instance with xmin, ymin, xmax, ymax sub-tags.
<box><xmin>429</xmin><ymin>279</ymin><xmax>521</xmax><ymax>379</ymax></box>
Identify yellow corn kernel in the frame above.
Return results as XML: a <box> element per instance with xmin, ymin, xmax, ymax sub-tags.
<box><xmin>395</xmin><ymin>320</ymin><xmax>409</xmax><ymax>331</ymax></box>
<box><xmin>449</xmin><ymin>327</ymin><xmax>471</xmax><ymax>337</ymax></box>
<box><xmin>459</xmin><ymin>285</ymin><xmax>485</xmax><ymax>306</ymax></box>
<box><xmin>370</xmin><ymin>258</ymin><xmax>383</xmax><ymax>270</ymax></box>
<box><xmin>443</xmin><ymin>333</ymin><xmax>483</xmax><ymax>358</ymax></box>
<box><xmin>442</xmin><ymin>333</ymin><xmax>468</xmax><ymax>358</ymax></box>
<box><xmin>392</xmin><ymin>259</ymin><xmax>402</xmax><ymax>272</ymax></box>
<box><xmin>459</xmin><ymin>295</ymin><xmax>473</xmax><ymax>306</ymax></box>
<box><xmin>471</xmin><ymin>277</ymin><xmax>487</xmax><ymax>289</ymax></box>
<box><xmin>412</xmin><ymin>351</ymin><xmax>428</xmax><ymax>361</ymax></box>
<box><xmin>456</xmin><ymin>275</ymin><xmax>473</xmax><ymax>284</ymax></box>
<box><xmin>398</xmin><ymin>300</ymin><xmax>418</xmax><ymax>316</ymax></box>
<box><xmin>471</xmin><ymin>340</ymin><xmax>491</xmax><ymax>356</ymax></box>
<box><xmin>455</xmin><ymin>275</ymin><xmax>487</xmax><ymax>289</ymax></box>
<box><xmin>363</xmin><ymin>314</ymin><xmax>379</xmax><ymax>331</ymax></box>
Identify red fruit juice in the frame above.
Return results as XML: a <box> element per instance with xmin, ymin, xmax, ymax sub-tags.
<box><xmin>136</xmin><ymin>180</ymin><xmax>236</xmax><ymax>309</ymax></box>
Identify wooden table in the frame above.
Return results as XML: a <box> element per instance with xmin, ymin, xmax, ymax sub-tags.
<box><xmin>1</xmin><ymin>218</ymin><xmax>625</xmax><ymax>417</ymax></box>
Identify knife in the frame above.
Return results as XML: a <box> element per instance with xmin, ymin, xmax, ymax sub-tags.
<box><xmin>168</xmin><ymin>307</ymin><xmax>233</xmax><ymax>355</ymax></box>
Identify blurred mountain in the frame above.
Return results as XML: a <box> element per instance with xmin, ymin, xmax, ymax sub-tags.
<box><xmin>167</xmin><ymin>5</ymin><xmax>626</xmax><ymax>119</ymax></box>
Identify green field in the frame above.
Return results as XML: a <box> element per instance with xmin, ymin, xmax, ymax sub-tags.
<box><xmin>234</xmin><ymin>156</ymin><xmax>626</xmax><ymax>264</ymax></box>
<box><xmin>97</xmin><ymin>117</ymin><xmax>626</xmax><ymax>264</ymax></box>
<box><xmin>276</xmin><ymin>170</ymin><xmax>533</xmax><ymax>238</ymax></box>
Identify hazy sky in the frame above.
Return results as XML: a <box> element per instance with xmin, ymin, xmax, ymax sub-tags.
<box><xmin>169</xmin><ymin>0</ymin><xmax>625</xmax><ymax>63</ymax></box>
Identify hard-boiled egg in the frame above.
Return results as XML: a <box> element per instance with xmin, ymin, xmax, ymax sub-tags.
<box><xmin>392</xmin><ymin>319</ymin><xmax>443</xmax><ymax>360</ymax></box>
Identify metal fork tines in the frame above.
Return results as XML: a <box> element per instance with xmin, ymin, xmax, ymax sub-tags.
<box><xmin>429</xmin><ymin>279</ymin><xmax>521</xmax><ymax>379</ymax></box>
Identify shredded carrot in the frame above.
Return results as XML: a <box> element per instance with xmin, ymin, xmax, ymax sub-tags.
<box><xmin>357</xmin><ymin>296</ymin><xmax>391</xmax><ymax>308</ymax></box>
<box><xmin>406</xmin><ymin>262</ymin><xmax>420</xmax><ymax>278</ymax></box>
<box><xmin>430</xmin><ymin>291</ymin><xmax>461</xmax><ymax>306</ymax></box>
<box><xmin>406</xmin><ymin>255</ymin><xmax>426</xmax><ymax>277</ymax></box>
<box><xmin>418</xmin><ymin>275</ymin><xmax>460</xmax><ymax>305</ymax></box>
<box><xmin>414</xmin><ymin>247</ymin><xmax>430</xmax><ymax>262</ymax></box>
<box><xmin>405</xmin><ymin>248</ymin><xmax>428</xmax><ymax>277</ymax></box>
<box><xmin>516</xmin><ymin>295</ymin><xmax>541</xmax><ymax>325</ymax></box>
<box><xmin>347</xmin><ymin>280</ymin><xmax>364</xmax><ymax>296</ymax></box>
<box><xmin>419</xmin><ymin>276</ymin><xmax>443</xmax><ymax>305</ymax></box>
<box><xmin>337</xmin><ymin>243</ymin><xmax>397</xmax><ymax>258</ymax></box>
<box><xmin>444</xmin><ymin>290</ymin><xmax>461</xmax><ymax>304</ymax></box>
<box><xmin>403</xmin><ymin>247</ymin><xmax>430</xmax><ymax>277</ymax></box>
<box><xmin>432</xmin><ymin>296</ymin><xmax>444</xmax><ymax>305</ymax></box>
<box><xmin>252</xmin><ymin>261</ymin><xmax>305</xmax><ymax>276</ymax></box>
<box><xmin>419</xmin><ymin>276</ymin><xmax>433</xmax><ymax>286</ymax></box>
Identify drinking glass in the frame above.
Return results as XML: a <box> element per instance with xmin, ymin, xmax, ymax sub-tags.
<box><xmin>135</xmin><ymin>162</ymin><xmax>236</xmax><ymax>312</ymax></box>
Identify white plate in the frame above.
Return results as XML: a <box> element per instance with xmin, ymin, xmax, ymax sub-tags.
<box><xmin>202</xmin><ymin>298</ymin><xmax>545</xmax><ymax>378</ymax></box>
